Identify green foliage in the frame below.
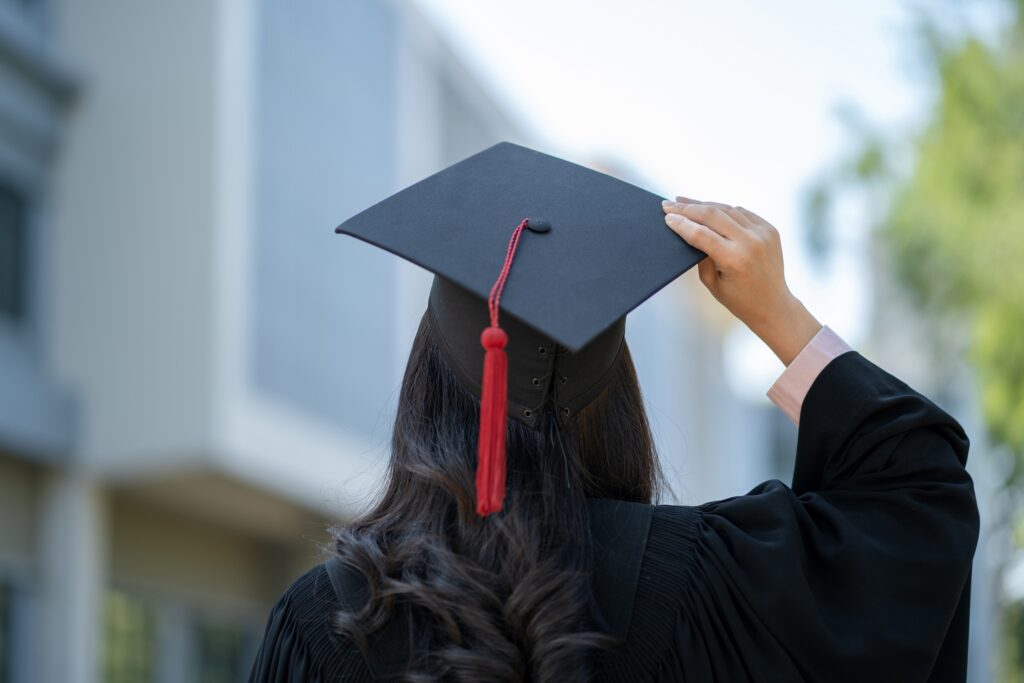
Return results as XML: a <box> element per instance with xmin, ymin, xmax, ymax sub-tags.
<box><xmin>884</xmin><ymin>19</ymin><xmax>1024</xmax><ymax>474</ymax></box>
<box><xmin>1003</xmin><ymin>598</ymin><xmax>1024</xmax><ymax>683</ymax></box>
<box><xmin>810</xmin><ymin>4</ymin><xmax>1024</xmax><ymax>481</ymax></box>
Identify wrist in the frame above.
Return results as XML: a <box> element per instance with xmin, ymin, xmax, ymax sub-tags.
<box><xmin>749</xmin><ymin>295</ymin><xmax>822</xmax><ymax>366</ymax></box>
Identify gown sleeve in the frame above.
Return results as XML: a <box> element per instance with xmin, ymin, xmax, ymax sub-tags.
<box><xmin>248</xmin><ymin>563</ymin><xmax>373</xmax><ymax>682</ymax></box>
<box><xmin>641</xmin><ymin>351</ymin><xmax>980</xmax><ymax>682</ymax></box>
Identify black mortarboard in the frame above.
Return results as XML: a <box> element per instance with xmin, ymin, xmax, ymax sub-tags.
<box><xmin>334</xmin><ymin>142</ymin><xmax>703</xmax><ymax>515</ymax></box>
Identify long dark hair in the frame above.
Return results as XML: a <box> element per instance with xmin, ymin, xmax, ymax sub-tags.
<box><xmin>331</xmin><ymin>311</ymin><xmax>663</xmax><ymax>681</ymax></box>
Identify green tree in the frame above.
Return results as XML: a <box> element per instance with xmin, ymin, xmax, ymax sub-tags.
<box><xmin>812</xmin><ymin>0</ymin><xmax>1024</xmax><ymax>482</ymax></box>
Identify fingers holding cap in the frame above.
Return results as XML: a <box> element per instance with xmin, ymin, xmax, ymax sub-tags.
<box><xmin>663</xmin><ymin>199</ymin><xmax>746</xmax><ymax>239</ymax></box>
<box><xmin>663</xmin><ymin>210</ymin><xmax>730</xmax><ymax>260</ymax></box>
<box><xmin>675</xmin><ymin>196</ymin><xmax>755</xmax><ymax>229</ymax></box>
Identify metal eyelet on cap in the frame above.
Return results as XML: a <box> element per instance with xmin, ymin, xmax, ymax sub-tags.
<box><xmin>562</xmin><ymin>407</ymin><xmax>570</xmax><ymax>417</ymax></box>
<box><xmin>538</xmin><ymin>346</ymin><xmax>547</xmax><ymax>355</ymax></box>
<box><xmin>532</xmin><ymin>377</ymin><xmax>540</xmax><ymax>386</ymax></box>
<box><xmin>523</xmin><ymin>409</ymin><xmax>533</xmax><ymax>417</ymax></box>
<box><xmin>560</xmin><ymin>375</ymin><xmax>567</xmax><ymax>385</ymax></box>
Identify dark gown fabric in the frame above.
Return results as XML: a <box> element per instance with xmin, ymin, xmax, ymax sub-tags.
<box><xmin>249</xmin><ymin>352</ymin><xmax>980</xmax><ymax>682</ymax></box>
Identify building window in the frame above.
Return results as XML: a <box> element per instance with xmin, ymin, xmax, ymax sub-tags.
<box><xmin>103</xmin><ymin>590</ymin><xmax>156</xmax><ymax>683</ymax></box>
<box><xmin>0</xmin><ymin>583</ymin><xmax>9</xmax><ymax>683</ymax></box>
<box><xmin>0</xmin><ymin>183</ymin><xmax>27</xmax><ymax>322</ymax></box>
<box><xmin>196</xmin><ymin>616</ymin><xmax>253</xmax><ymax>683</ymax></box>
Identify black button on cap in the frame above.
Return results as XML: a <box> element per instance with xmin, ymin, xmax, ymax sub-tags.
<box><xmin>526</xmin><ymin>218</ymin><xmax>551</xmax><ymax>233</ymax></box>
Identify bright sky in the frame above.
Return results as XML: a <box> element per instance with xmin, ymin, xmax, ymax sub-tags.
<box><xmin>412</xmin><ymin>0</ymin><xmax>996</xmax><ymax>398</ymax></box>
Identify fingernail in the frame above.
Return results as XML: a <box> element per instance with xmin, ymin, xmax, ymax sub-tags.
<box><xmin>661</xmin><ymin>199</ymin><xmax>674</xmax><ymax>208</ymax></box>
<box><xmin>665</xmin><ymin>213</ymin><xmax>681</xmax><ymax>224</ymax></box>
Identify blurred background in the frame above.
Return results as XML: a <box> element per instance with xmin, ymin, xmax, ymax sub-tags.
<box><xmin>0</xmin><ymin>0</ymin><xmax>1018</xmax><ymax>680</ymax></box>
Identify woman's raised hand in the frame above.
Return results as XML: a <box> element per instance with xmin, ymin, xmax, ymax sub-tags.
<box><xmin>662</xmin><ymin>197</ymin><xmax>822</xmax><ymax>366</ymax></box>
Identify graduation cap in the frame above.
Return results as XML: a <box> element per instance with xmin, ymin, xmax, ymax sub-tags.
<box><xmin>335</xmin><ymin>142</ymin><xmax>704</xmax><ymax>516</ymax></box>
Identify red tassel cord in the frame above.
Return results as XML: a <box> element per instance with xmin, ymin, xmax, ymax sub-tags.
<box><xmin>476</xmin><ymin>218</ymin><xmax>530</xmax><ymax>517</ymax></box>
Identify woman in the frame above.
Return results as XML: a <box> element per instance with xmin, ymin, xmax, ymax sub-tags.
<box><xmin>249</xmin><ymin>147</ymin><xmax>979</xmax><ymax>682</ymax></box>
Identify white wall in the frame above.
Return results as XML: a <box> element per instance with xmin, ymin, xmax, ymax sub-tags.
<box><xmin>50</xmin><ymin>0</ymin><xmax>219</xmax><ymax>469</ymax></box>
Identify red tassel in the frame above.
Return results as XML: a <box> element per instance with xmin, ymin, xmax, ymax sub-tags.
<box><xmin>475</xmin><ymin>218</ymin><xmax>530</xmax><ymax>517</ymax></box>
<box><xmin>476</xmin><ymin>326</ymin><xmax>508</xmax><ymax>516</ymax></box>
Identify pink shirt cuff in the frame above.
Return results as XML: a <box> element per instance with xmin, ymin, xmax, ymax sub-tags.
<box><xmin>766</xmin><ymin>326</ymin><xmax>853</xmax><ymax>426</ymax></box>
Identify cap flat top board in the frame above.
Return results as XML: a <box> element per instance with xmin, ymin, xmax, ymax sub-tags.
<box><xmin>334</xmin><ymin>142</ymin><xmax>705</xmax><ymax>352</ymax></box>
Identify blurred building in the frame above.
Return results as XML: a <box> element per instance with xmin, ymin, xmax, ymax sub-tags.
<box><xmin>0</xmin><ymin>1</ymin><xmax>771</xmax><ymax>682</ymax></box>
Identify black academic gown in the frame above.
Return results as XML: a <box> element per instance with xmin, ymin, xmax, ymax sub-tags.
<box><xmin>249</xmin><ymin>352</ymin><xmax>980</xmax><ymax>682</ymax></box>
